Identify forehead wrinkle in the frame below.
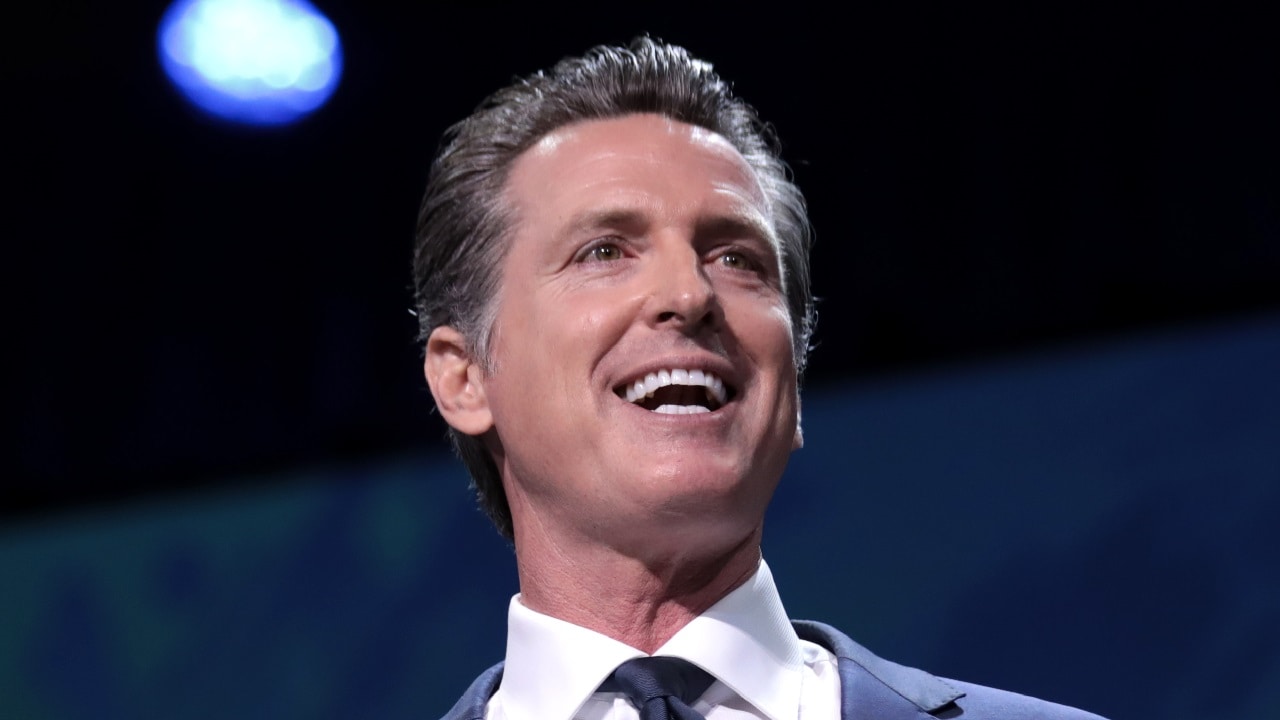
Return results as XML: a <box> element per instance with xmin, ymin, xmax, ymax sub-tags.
<box><xmin>540</xmin><ymin>115</ymin><xmax>770</xmax><ymax>204</ymax></box>
<box><xmin>507</xmin><ymin>115</ymin><xmax>779</xmax><ymax>259</ymax></box>
<box><xmin>708</xmin><ymin>175</ymin><xmax>774</xmax><ymax>230</ymax></box>
<box><xmin>688</xmin><ymin>125</ymin><xmax>771</xmax><ymax>205</ymax></box>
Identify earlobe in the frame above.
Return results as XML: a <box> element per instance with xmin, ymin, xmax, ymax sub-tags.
<box><xmin>423</xmin><ymin>326</ymin><xmax>494</xmax><ymax>436</ymax></box>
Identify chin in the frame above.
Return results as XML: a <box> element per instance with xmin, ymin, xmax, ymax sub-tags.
<box><xmin>648</xmin><ymin>472</ymin><xmax>774</xmax><ymax>523</ymax></box>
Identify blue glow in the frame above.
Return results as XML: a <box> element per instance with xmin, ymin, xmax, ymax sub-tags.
<box><xmin>158</xmin><ymin>0</ymin><xmax>343</xmax><ymax>125</ymax></box>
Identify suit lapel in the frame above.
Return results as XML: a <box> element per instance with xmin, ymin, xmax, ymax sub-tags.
<box><xmin>793</xmin><ymin>620</ymin><xmax>965</xmax><ymax>720</ymax></box>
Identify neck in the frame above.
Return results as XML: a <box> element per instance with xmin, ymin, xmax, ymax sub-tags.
<box><xmin>513</xmin><ymin>518</ymin><xmax>763</xmax><ymax>654</ymax></box>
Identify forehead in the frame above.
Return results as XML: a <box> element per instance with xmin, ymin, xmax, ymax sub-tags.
<box><xmin>506</xmin><ymin>113</ymin><xmax>770</xmax><ymax>219</ymax></box>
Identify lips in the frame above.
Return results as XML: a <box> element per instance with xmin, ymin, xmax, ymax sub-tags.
<box><xmin>617</xmin><ymin>368</ymin><xmax>732</xmax><ymax>414</ymax></box>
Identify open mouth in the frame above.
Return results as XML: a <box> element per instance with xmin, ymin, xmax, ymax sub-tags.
<box><xmin>615</xmin><ymin>368</ymin><xmax>733</xmax><ymax>414</ymax></box>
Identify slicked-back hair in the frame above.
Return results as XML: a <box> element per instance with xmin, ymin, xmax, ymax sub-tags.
<box><xmin>413</xmin><ymin>37</ymin><xmax>815</xmax><ymax>541</ymax></box>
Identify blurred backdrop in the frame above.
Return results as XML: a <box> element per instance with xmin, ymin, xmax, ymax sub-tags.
<box><xmin>5</xmin><ymin>3</ymin><xmax>1279</xmax><ymax>719</ymax></box>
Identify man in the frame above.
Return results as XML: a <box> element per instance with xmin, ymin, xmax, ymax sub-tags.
<box><xmin>415</xmin><ymin>37</ymin><xmax>1103</xmax><ymax>720</ymax></box>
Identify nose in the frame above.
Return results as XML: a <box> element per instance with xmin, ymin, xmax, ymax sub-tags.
<box><xmin>646</xmin><ymin>242</ymin><xmax>720</xmax><ymax>332</ymax></box>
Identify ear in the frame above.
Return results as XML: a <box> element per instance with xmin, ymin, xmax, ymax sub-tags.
<box><xmin>423</xmin><ymin>326</ymin><xmax>494</xmax><ymax>436</ymax></box>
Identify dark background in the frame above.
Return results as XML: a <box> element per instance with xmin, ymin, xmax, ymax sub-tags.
<box><xmin>11</xmin><ymin>3</ymin><xmax>1278</xmax><ymax>515</ymax></box>
<box><xmin>4</xmin><ymin>4</ymin><xmax>1279</xmax><ymax>719</ymax></box>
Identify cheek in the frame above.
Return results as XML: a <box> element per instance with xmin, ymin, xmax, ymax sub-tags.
<box><xmin>575</xmin><ymin>303</ymin><xmax>628</xmax><ymax>342</ymax></box>
<box><xmin>743</xmin><ymin>302</ymin><xmax>798</xmax><ymax>365</ymax></box>
<box><xmin>500</xmin><ymin>287</ymin><xmax>641</xmax><ymax>404</ymax></box>
<box><xmin>570</xmin><ymin>286</ymin><xmax>647</xmax><ymax>348</ymax></box>
<box><xmin>746</xmin><ymin>305</ymin><xmax>801</xmax><ymax>421</ymax></box>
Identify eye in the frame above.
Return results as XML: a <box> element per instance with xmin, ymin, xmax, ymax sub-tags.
<box><xmin>717</xmin><ymin>249</ymin><xmax>757</xmax><ymax>271</ymax></box>
<box><xmin>580</xmin><ymin>241</ymin><xmax>624</xmax><ymax>263</ymax></box>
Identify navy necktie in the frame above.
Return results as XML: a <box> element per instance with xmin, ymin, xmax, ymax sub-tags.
<box><xmin>599</xmin><ymin>656</ymin><xmax>715</xmax><ymax>720</ymax></box>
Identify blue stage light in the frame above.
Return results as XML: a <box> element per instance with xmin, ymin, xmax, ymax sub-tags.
<box><xmin>158</xmin><ymin>0</ymin><xmax>343</xmax><ymax>126</ymax></box>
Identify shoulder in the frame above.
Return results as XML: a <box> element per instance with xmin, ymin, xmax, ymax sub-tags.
<box><xmin>940</xmin><ymin>678</ymin><xmax>1108</xmax><ymax>720</ymax></box>
<box><xmin>793</xmin><ymin>620</ymin><xmax>1106</xmax><ymax>720</ymax></box>
<box><xmin>438</xmin><ymin>662</ymin><xmax>503</xmax><ymax>720</ymax></box>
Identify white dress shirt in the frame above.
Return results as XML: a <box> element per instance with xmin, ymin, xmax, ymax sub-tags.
<box><xmin>485</xmin><ymin>560</ymin><xmax>841</xmax><ymax>720</ymax></box>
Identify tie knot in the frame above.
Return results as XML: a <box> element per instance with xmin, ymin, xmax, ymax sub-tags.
<box><xmin>602</xmin><ymin>656</ymin><xmax>715</xmax><ymax>706</ymax></box>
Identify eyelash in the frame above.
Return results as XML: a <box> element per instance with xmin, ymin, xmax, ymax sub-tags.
<box><xmin>577</xmin><ymin>239</ymin><xmax>626</xmax><ymax>263</ymax></box>
<box><xmin>715</xmin><ymin>247</ymin><xmax>763</xmax><ymax>273</ymax></box>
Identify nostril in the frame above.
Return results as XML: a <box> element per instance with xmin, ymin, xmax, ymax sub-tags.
<box><xmin>654</xmin><ymin>304</ymin><xmax>720</xmax><ymax>330</ymax></box>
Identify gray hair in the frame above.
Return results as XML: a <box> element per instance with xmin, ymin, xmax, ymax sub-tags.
<box><xmin>412</xmin><ymin>37</ymin><xmax>815</xmax><ymax>541</ymax></box>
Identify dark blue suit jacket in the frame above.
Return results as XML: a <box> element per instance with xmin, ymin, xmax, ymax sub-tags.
<box><xmin>439</xmin><ymin>620</ymin><xmax>1105</xmax><ymax>720</ymax></box>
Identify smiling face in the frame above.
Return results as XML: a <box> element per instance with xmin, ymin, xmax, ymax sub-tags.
<box><xmin>451</xmin><ymin>113</ymin><xmax>800</xmax><ymax>554</ymax></box>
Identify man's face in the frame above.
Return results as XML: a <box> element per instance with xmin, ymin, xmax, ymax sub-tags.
<box><xmin>477</xmin><ymin>113</ymin><xmax>800</xmax><ymax>550</ymax></box>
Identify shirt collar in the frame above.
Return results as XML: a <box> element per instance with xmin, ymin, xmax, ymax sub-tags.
<box><xmin>498</xmin><ymin>559</ymin><xmax>805</xmax><ymax>720</ymax></box>
<box><xmin>658</xmin><ymin>559</ymin><xmax>804</xmax><ymax>720</ymax></box>
<box><xmin>500</xmin><ymin>593</ymin><xmax>644</xmax><ymax>720</ymax></box>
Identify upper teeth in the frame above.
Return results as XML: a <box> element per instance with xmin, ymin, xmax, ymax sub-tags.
<box><xmin>624</xmin><ymin>368</ymin><xmax>728</xmax><ymax>407</ymax></box>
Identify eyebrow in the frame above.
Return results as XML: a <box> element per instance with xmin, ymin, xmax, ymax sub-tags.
<box><xmin>562</xmin><ymin>207</ymin><xmax>777</xmax><ymax>248</ymax></box>
<box><xmin>563</xmin><ymin>208</ymin><xmax>651</xmax><ymax>238</ymax></box>
<box><xmin>694</xmin><ymin>214</ymin><xmax>777</xmax><ymax>249</ymax></box>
